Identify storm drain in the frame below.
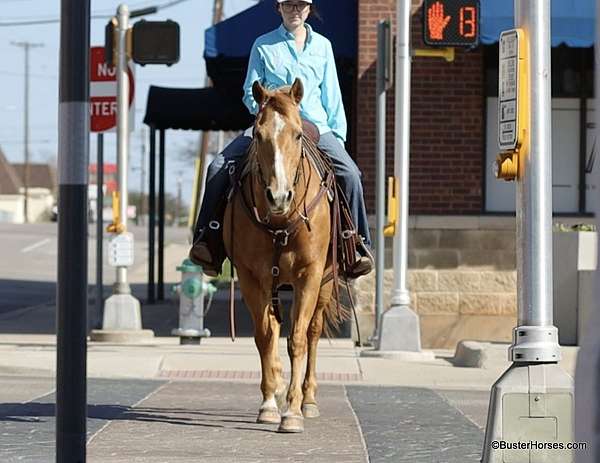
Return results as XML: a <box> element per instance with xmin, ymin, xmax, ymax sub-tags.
<box><xmin>158</xmin><ymin>369</ymin><xmax>362</xmax><ymax>382</ymax></box>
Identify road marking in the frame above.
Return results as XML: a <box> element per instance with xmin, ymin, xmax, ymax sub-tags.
<box><xmin>21</xmin><ymin>238</ymin><xmax>52</xmax><ymax>253</ymax></box>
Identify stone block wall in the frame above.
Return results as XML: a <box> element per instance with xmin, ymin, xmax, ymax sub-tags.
<box><xmin>351</xmin><ymin>223</ymin><xmax>518</xmax><ymax>348</ymax></box>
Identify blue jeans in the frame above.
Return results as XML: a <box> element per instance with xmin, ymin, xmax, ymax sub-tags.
<box><xmin>196</xmin><ymin>131</ymin><xmax>371</xmax><ymax>246</ymax></box>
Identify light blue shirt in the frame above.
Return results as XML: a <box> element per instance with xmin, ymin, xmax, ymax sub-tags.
<box><xmin>242</xmin><ymin>23</ymin><xmax>347</xmax><ymax>142</ymax></box>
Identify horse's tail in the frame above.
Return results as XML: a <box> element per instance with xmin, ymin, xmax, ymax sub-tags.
<box><xmin>321</xmin><ymin>280</ymin><xmax>352</xmax><ymax>339</ymax></box>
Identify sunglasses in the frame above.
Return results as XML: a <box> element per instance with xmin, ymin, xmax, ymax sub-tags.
<box><xmin>281</xmin><ymin>2</ymin><xmax>310</xmax><ymax>13</ymax></box>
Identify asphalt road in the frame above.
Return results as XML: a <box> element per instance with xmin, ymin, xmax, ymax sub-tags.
<box><xmin>0</xmin><ymin>222</ymin><xmax>188</xmax><ymax>316</ymax></box>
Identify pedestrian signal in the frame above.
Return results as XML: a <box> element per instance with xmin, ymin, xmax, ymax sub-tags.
<box><xmin>423</xmin><ymin>0</ymin><xmax>479</xmax><ymax>47</ymax></box>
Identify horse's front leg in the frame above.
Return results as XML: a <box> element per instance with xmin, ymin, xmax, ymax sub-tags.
<box><xmin>279</xmin><ymin>270</ymin><xmax>322</xmax><ymax>433</ymax></box>
<box><xmin>302</xmin><ymin>278</ymin><xmax>333</xmax><ymax>419</ymax></box>
<box><xmin>237</xmin><ymin>266</ymin><xmax>285</xmax><ymax>425</ymax></box>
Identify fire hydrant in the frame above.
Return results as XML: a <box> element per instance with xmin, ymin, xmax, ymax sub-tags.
<box><xmin>172</xmin><ymin>258</ymin><xmax>216</xmax><ymax>345</ymax></box>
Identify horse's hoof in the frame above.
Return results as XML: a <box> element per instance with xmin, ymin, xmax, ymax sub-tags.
<box><xmin>278</xmin><ymin>414</ymin><xmax>304</xmax><ymax>433</ymax></box>
<box><xmin>257</xmin><ymin>408</ymin><xmax>281</xmax><ymax>424</ymax></box>
<box><xmin>301</xmin><ymin>403</ymin><xmax>320</xmax><ymax>418</ymax></box>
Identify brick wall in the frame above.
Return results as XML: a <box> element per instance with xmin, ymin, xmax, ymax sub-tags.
<box><xmin>355</xmin><ymin>0</ymin><xmax>485</xmax><ymax>214</ymax></box>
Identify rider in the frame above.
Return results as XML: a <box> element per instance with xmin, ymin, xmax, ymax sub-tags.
<box><xmin>190</xmin><ymin>0</ymin><xmax>373</xmax><ymax>277</ymax></box>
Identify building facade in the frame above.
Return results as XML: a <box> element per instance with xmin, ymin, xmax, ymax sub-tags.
<box><xmin>350</xmin><ymin>0</ymin><xmax>594</xmax><ymax>348</ymax></box>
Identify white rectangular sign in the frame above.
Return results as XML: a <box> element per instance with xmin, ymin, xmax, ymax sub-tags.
<box><xmin>108</xmin><ymin>232</ymin><xmax>134</xmax><ymax>267</ymax></box>
<box><xmin>498</xmin><ymin>30</ymin><xmax>520</xmax><ymax>151</ymax></box>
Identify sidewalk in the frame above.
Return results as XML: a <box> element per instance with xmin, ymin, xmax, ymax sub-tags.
<box><xmin>0</xmin><ymin>270</ymin><xmax>579</xmax><ymax>462</ymax></box>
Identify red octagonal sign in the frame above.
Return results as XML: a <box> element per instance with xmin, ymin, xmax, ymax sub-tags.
<box><xmin>90</xmin><ymin>46</ymin><xmax>135</xmax><ymax>133</ymax></box>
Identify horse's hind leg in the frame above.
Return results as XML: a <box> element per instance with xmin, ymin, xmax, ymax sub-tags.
<box><xmin>237</xmin><ymin>267</ymin><xmax>284</xmax><ymax>425</ymax></box>
<box><xmin>302</xmin><ymin>280</ymin><xmax>332</xmax><ymax>419</ymax></box>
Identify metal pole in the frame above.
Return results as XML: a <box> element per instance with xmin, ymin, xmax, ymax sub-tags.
<box><xmin>115</xmin><ymin>3</ymin><xmax>131</xmax><ymax>294</ymax></box>
<box><xmin>481</xmin><ymin>4</ymin><xmax>573</xmax><ymax>459</ymax></box>
<box><xmin>148</xmin><ymin>126</ymin><xmax>156</xmax><ymax>303</ymax></box>
<box><xmin>392</xmin><ymin>0</ymin><xmax>411</xmax><ymax>309</ymax></box>
<box><xmin>158</xmin><ymin>129</ymin><xmax>165</xmax><ymax>300</ymax></box>
<box><xmin>56</xmin><ymin>0</ymin><xmax>89</xmax><ymax>460</ymax></box>
<box><xmin>510</xmin><ymin>0</ymin><xmax>560</xmax><ymax>362</ymax></box>
<box><xmin>367</xmin><ymin>0</ymin><xmax>426</xmax><ymax>355</ymax></box>
<box><xmin>374</xmin><ymin>20</ymin><xmax>388</xmax><ymax>340</ymax></box>
<box><xmin>95</xmin><ymin>134</ymin><xmax>104</xmax><ymax>330</ymax></box>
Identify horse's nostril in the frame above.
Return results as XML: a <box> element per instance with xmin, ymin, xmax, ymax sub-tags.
<box><xmin>286</xmin><ymin>191</ymin><xmax>293</xmax><ymax>202</ymax></box>
<box><xmin>266</xmin><ymin>188</ymin><xmax>275</xmax><ymax>203</ymax></box>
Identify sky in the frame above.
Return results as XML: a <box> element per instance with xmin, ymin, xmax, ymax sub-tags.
<box><xmin>0</xmin><ymin>0</ymin><xmax>258</xmax><ymax>204</ymax></box>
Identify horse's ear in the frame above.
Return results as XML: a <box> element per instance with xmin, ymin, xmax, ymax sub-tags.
<box><xmin>290</xmin><ymin>78</ymin><xmax>304</xmax><ymax>105</ymax></box>
<box><xmin>252</xmin><ymin>81</ymin><xmax>267</xmax><ymax>107</ymax></box>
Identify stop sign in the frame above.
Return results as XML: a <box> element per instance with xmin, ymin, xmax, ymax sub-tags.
<box><xmin>90</xmin><ymin>46</ymin><xmax>135</xmax><ymax>133</ymax></box>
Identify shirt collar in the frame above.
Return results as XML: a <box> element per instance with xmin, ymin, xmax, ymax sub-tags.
<box><xmin>277</xmin><ymin>23</ymin><xmax>313</xmax><ymax>44</ymax></box>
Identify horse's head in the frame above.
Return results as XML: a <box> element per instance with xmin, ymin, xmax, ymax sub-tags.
<box><xmin>251</xmin><ymin>78</ymin><xmax>304</xmax><ymax>216</ymax></box>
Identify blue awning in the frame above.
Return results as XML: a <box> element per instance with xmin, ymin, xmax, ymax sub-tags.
<box><xmin>481</xmin><ymin>0</ymin><xmax>595</xmax><ymax>47</ymax></box>
<box><xmin>205</xmin><ymin>0</ymin><xmax>357</xmax><ymax>59</ymax></box>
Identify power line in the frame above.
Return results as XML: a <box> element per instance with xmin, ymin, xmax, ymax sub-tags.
<box><xmin>0</xmin><ymin>0</ymin><xmax>192</xmax><ymax>26</ymax></box>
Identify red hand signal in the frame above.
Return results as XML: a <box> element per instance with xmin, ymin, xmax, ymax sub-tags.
<box><xmin>427</xmin><ymin>1</ymin><xmax>451</xmax><ymax>41</ymax></box>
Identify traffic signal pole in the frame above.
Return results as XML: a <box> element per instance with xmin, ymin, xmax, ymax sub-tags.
<box><xmin>92</xmin><ymin>3</ymin><xmax>153</xmax><ymax>343</ymax></box>
<box><xmin>56</xmin><ymin>0</ymin><xmax>89</xmax><ymax>460</ymax></box>
<box><xmin>362</xmin><ymin>0</ymin><xmax>432</xmax><ymax>360</ymax></box>
<box><xmin>115</xmin><ymin>4</ymin><xmax>131</xmax><ymax>295</ymax></box>
<box><xmin>481</xmin><ymin>1</ymin><xmax>574</xmax><ymax>461</ymax></box>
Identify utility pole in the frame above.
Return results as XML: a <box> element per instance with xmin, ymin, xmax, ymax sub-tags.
<box><xmin>11</xmin><ymin>41</ymin><xmax>43</xmax><ymax>224</ymax></box>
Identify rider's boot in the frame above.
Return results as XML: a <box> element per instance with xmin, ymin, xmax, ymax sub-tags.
<box><xmin>347</xmin><ymin>239</ymin><xmax>374</xmax><ymax>279</ymax></box>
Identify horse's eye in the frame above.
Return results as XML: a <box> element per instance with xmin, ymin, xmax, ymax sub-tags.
<box><xmin>296</xmin><ymin>133</ymin><xmax>302</xmax><ymax>141</ymax></box>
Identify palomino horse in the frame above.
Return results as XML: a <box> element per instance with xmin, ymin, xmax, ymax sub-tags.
<box><xmin>223</xmin><ymin>78</ymin><xmax>344</xmax><ymax>433</ymax></box>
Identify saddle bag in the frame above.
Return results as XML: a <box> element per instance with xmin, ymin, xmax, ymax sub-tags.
<box><xmin>332</xmin><ymin>182</ymin><xmax>359</xmax><ymax>275</ymax></box>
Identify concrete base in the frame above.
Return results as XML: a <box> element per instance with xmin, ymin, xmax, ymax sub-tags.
<box><xmin>360</xmin><ymin>348</ymin><xmax>435</xmax><ymax>361</ymax></box>
<box><xmin>481</xmin><ymin>363</ymin><xmax>574</xmax><ymax>462</ymax></box>
<box><xmin>92</xmin><ymin>294</ymin><xmax>155</xmax><ymax>343</ymax></box>
<box><xmin>102</xmin><ymin>294</ymin><xmax>143</xmax><ymax>331</ymax></box>
<box><xmin>89</xmin><ymin>329</ymin><xmax>155</xmax><ymax>343</ymax></box>
<box><xmin>376</xmin><ymin>305</ymin><xmax>422</xmax><ymax>352</ymax></box>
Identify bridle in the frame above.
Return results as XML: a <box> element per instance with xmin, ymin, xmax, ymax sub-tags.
<box><xmin>231</xmin><ymin>104</ymin><xmax>334</xmax><ymax>324</ymax></box>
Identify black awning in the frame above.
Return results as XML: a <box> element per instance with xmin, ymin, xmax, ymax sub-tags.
<box><xmin>143</xmin><ymin>85</ymin><xmax>254</xmax><ymax>132</ymax></box>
